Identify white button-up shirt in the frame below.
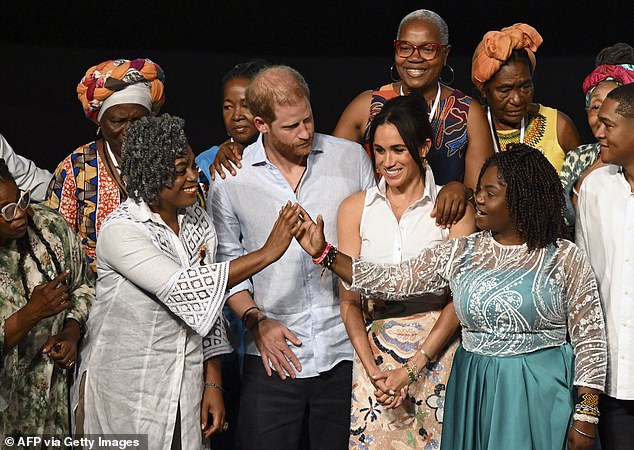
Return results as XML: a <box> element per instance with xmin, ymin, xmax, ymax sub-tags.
<box><xmin>577</xmin><ymin>164</ymin><xmax>634</xmax><ymax>399</ymax></box>
<box><xmin>209</xmin><ymin>133</ymin><xmax>375</xmax><ymax>377</ymax></box>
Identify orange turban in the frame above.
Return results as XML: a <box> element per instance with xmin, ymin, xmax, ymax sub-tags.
<box><xmin>77</xmin><ymin>58</ymin><xmax>165</xmax><ymax>124</ymax></box>
<box><xmin>471</xmin><ymin>24</ymin><xmax>543</xmax><ymax>94</ymax></box>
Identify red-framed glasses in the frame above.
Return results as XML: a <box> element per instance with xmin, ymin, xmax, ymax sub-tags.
<box><xmin>393</xmin><ymin>40</ymin><xmax>447</xmax><ymax>60</ymax></box>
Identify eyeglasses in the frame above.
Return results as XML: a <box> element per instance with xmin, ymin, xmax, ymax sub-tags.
<box><xmin>1</xmin><ymin>189</ymin><xmax>31</xmax><ymax>221</ymax></box>
<box><xmin>394</xmin><ymin>40</ymin><xmax>447</xmax><ymax>60</ymax></box>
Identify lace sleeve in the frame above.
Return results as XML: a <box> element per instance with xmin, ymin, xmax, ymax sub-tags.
<box><xmin>562</xmin><ymin>242</ymin><xmax>607</xmax><ymax>390</ymax></box>
<box><xmin>349</xmin><ymin>238</ymin><xmax>455</xmax><ymax>301</ymax></box>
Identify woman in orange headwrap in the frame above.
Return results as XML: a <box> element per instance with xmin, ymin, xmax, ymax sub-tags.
<box><xmin>471</xmin><ymin>24</ymin><xmax>581</xmax><ymax>174</ymax></box>
<box><xmin>45</xmin><ymin>58</ymin><xmax>165</xmax><ymax>271</ymax></box>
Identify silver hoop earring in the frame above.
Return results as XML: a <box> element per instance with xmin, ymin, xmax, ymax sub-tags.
<box><xmin>390</xmin><ymin>64</ymin><xmax>401</xmax><ymax>82</ymax></box>
<box><xmin>440</xmin><ymin>64</ymin><xmax>455</xmax><ymax>85</ymax></box>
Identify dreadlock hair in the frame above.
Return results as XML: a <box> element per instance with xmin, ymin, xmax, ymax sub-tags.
<box><xmin>0</xmin><ymin>158</ymin><xmax>63</xmax><ymax>298</ymax></box>
<box><xmin>476</xmin><ymin>144</ymin><xmax>568</xmax><ymax>251</ymax></box>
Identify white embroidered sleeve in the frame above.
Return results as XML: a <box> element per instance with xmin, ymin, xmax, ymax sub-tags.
<box><xmin>349</xmin><ymin>238</ymin><xmax>454</xmax><ymax>300</ymax></box>
<box><xmin>98</xmin><ymin>221</ymin><xmax>230</xmax><ymax>337</ymax></box>
<box><xmin>202</xmin><ymin>315</ymin><xmax>234</xmax><ymax>360</ymax></box>
<box><xmin>563</xmin><ymin>243</ymin><xmax>607</xmax><ymax>390</ymax></box>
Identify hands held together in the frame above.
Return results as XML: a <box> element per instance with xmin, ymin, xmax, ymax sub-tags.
<box><xmin>263</xmin><ymin>201</ymin><xmax>328</xmax><ymax>261</ymax></box>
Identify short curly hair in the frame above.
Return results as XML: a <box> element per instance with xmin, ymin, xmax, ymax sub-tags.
<box><xmin>121</xmin><ymin>113</ymin><xmax>188</xmax><ymax>204</ymax></box>
<box><xmin>477</xmin><ymin>143</ymin><xmax>569</xmax><ymax>250</ymax></box>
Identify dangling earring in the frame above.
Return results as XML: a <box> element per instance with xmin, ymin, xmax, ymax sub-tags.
<box><xmin>440</xmin><ymin>64</ymin><xmax>455</xmax><ymax>85</ymax></box>
<box><xmin>96</xmin><ymin>126</ymin><xmax>101</xmax><ymax>136</ymax></box>
<box><xmin>390</xmin><ymin>64</ymin><xmax>401</xmax><ymax>82</ymax></box>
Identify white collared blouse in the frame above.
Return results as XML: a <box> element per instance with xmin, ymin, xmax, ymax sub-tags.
<box><xmin>73</xmin><ymin>198</ymin><xmax>231</xmax><ymax>449</ymax></box>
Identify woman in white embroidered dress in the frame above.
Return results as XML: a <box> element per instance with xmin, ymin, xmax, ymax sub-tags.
<box><xmin>339</xmin><ymin>94</ymin><xmax>475</xmax><ymax>449</ymax></box>
<box><xmin>72</xmin><ymin>114</ymin><xmax>303</xmax><ymax>449</ymax></box>
<box><xmin>295</xmin><ymin>144</ymin><xmax>607</xmax><ymax>450</ymax></box>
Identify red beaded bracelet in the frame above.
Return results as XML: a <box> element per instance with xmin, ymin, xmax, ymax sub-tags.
<box><xmin>312</xmin><ymin>243</ymin><xmax>331</xmax><ymax>265</ymax></box>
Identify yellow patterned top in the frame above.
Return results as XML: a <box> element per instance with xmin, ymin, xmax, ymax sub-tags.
<box><xmin>497</xmin><ymin>105</ymin><xmax>565</xmax><ymax>174</ymax></box>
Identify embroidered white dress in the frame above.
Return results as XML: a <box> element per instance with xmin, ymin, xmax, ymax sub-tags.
<box><xmin>349</xmin><ymin>232</ymin><xmax>607</xmax><ymax>450</ymax></box>
<box><xmin>73</xmin><ymin>199</ymin><xmax>231</xmax><ymax>450</ymax></box>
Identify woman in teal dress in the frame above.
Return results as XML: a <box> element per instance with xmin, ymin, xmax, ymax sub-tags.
<box><xmin>294</xmin><ymin>144</ymin><xmax>607</xmax><ymax>450</ymax></box>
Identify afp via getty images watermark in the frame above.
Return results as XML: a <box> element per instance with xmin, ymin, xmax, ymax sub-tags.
<box><xmin>2</xmin><ymin>434</ymin><xmax>148</xmax><ymax>449</ymax></box>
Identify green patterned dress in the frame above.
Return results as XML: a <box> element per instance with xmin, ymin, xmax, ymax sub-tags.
<box><xmin>0</xmin><ymin>204</ymin><xmax>94</xmax><ymax>440</ymax></box>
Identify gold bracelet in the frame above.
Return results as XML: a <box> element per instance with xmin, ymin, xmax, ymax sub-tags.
<box><xmin>419</xmin><ymin>348</ymin><xmax>433</xmax><ymax>363</ymax></box>
<box><xmin>403</xmin><ymin>361</ymin><xmax>420</xmax><ymax>383</ymax></box>
<box><xmin>204</xmin><ymin>382</ymin><xmax>225</xmax><ymax>392</ymax></box>
<box><xmin>572</xmin><ymin>426</ymin><xmax>596</xmax><ymax>439</ymax></box>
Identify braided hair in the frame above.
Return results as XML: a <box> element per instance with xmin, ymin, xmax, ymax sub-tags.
<box><xmin>476</xmin><ymin>144</ymin><xmax>569</xmax><ymax>250</ymax></box>
<box><xmin>0</xmin><ymin>158</ymin><xmax>63</xmax><ymax>297</ymax></box>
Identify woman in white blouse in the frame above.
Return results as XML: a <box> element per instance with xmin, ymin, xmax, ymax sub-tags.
<box><xmin>338</xmin><ymin>94</ymin><xmax>475</xmax><ymax>448</ymax></box>
<box><xmin>72</xmin><ymin>114</ymin><xmax>302</xmax><ymax>449</ymax></box>
<box><xmin>296</xmin><ymin>144</ymin><xmax>607</xmax><ymax>450</ymax></box>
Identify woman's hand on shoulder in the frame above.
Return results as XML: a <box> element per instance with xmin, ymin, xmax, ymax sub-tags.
<box><xmin>431</xmin><ymin>182</ymin><xmax>472</xmax><ymax>228</ymax></box>
<box><xmin>210</xmin><ymin>140</ymin><xmax>245</xmax><ymax>180</ymax></box>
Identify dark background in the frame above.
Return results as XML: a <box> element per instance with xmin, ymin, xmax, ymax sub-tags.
<box><xmin>1</xmin><ymin>0</ymin><xmax>630</xmax><ymax>172</ymax></box>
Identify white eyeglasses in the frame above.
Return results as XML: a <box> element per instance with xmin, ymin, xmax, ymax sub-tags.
<box><xmin>1</xmin><ymin>189</ymin><xmax>31</xmax><ymax>221</ymax></box>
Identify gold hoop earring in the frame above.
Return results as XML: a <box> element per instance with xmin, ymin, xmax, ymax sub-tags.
<box><xmin>96</xmin><ymin>126</ymin><xmax>101</xmax><ymax>136</ymax></box>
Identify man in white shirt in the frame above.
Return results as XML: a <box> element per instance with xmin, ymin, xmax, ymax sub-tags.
<box><xmin>0</xmin><ymin>132</ymin><xmax>52</xmax><ymax>201</ymax></box>
<box><xmin>208</xmin><ymin>65</ymin><xmax>375</xmax><ymax>449</ymax></box>
<box><xmin>576</xmin><ymin>83</ymin><xmax>634</xmax><ymax>450</ymax></box>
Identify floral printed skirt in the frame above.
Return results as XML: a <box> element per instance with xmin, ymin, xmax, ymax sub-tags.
<box><xmin>349</xmin><ymin>310</ymin><xmax>459</xmax><ymax>450</ymax></box>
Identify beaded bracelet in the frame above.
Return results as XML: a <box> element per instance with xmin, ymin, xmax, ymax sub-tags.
<box><xmin>575</xmin><ymin>403</ymin><xmax>600</xmax><ymax>416</ymax></box>
<box><xmin>204</xmin><ymin>382</ymin><xmax>225</xmax><ymax>392</ymax></box>
<box><xmin>577</xmin><ymin>392</ymin><xmax>599</xmax><ymax>409</ymax></box>
<box><xmin>312</xmin><ymin>243</ymin><xmax>332</xmax><ymax>265</ymax></box>
<box><xmin>573</xmin><ymin>413</ymin><xmax>599</xmax><ymax>424</ymax></box>
<box><xmin>403</xmin><ymin>361</ymin><xmax>420</xmax><ymax>383</ymax></box>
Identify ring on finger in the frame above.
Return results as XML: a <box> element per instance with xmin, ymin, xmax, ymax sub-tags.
<box><xmin>67</xmin><ymin>360</ymin><xmax>75</xmax><ymax>368</ymax></box>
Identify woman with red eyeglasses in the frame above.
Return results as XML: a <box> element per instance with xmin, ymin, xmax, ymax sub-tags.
<box><xmin>333</xmin><ymin>9</ymin><xmax>493</xmax><ymax>193</ymax></box>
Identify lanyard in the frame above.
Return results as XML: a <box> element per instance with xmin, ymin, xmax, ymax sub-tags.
<box><xmin>487</xmin><ymin>107</ymin><xmax>525</xmax><ymax>153</ymax></box>
<box><xmin>400</xmin><ymin>81</ymin><xmax>441</xmax><ymax>123</ymax></box>
<box><xmin>105</xmin><ymin>141</ymin><xmax>121</xmax><ymax>175</ymax></box>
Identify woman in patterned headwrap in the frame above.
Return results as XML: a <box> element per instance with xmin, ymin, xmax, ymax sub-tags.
<box><xmin>471</xmin><ymin>23</ymin><xmax>581</xmax><ymax>174</ymax></box>
<box><xmin>559</xmin><ymin>43</ymin><xmax>634</xmax><ymax>226</ymax></box>
<box><xmin>45</xmin><ymin>58</ymin><xmax>165</xmax><ymax>272</ymax></box>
